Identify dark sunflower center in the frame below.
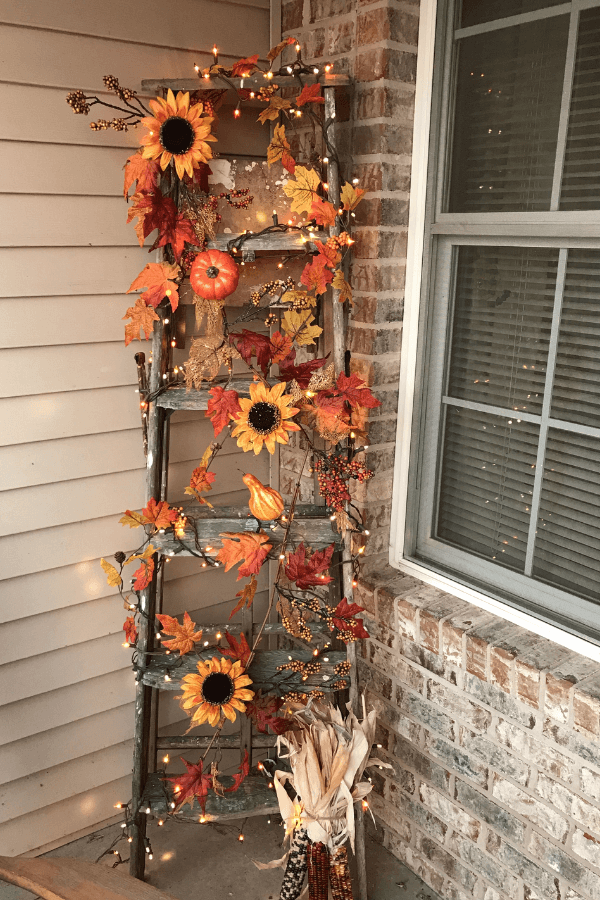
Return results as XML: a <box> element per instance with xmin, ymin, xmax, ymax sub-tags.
<box><xmin>248</xmin><ymin>401</ymin><xmax>281</xmax><ymax>435</ymax></box>
<box><xmin>201</xmin><ymin>672</ymin><xmax>234</xmax><ymax>705</ymax></box>
<box><xmin>160</xmin><ymin>116</ymin><xmax>195</xmax><ymax>154</ymax></box>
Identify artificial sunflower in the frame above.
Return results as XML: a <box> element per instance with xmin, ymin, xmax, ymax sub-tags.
<box><xmin>140</xmin><ymin>89</ymin><xmax>216</xmax><ymax>180</ymax></box>
<box><xmin>179</xmin><ymin>656</ymin><xmax>254</xmax><ymax>728</ymax></box>
<box><xmin>232</xmin><ymin>381</ymin><xmax>300</xmax><ymax>455</ymax></box>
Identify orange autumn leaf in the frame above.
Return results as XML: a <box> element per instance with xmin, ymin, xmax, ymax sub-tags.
<box><xmin>316</xmin><ymin>240</ymin><xmax>341</xmax><ymax>268</ymax></box>
<box><xmin>231</xmin><ymin>54</ymin><xmax>259</xmax><ymax>77</ymax></box>
<box><xmin>220</xmin><ymin>631</ymin><xmax>252</xmax><ymax>667</ymax></box>
<box><xmin>156</xmin><ymin>611</ymin><xmax>203</xmax><ymax>656</ymax></box>
<box><xmin>267</xmin><ymin>124</ymin><xmax>292</xmax><ymax>168</ymax></box>
<box><xmin>310</xmin><ymin>197</ymin><xmax>337</xmax><ymax>227</ymax></box>
<box><xmin>127</xmin><ymin>262</ymin><xmax>181</xmax><ymax>310</ymax></box>
<box><xmin>270</xmin><ymin>330</ymin><xmax>293</xmax><ymax>364</ymax></box>
<box><xmin>295</xmin><ymin>83</ymin><xmax>324</xmax><ymax>106</ymax></box>
<box><xmin>142</xmin><ymin>498</ymin><xmax>179</xmax><ymax>529</ymax></box>
<box><xmin>332</xmin><ymin>268</ymin><xmax>352</xmax><ymax>304</ymax></box>
<box><xmin>132</xmin><ymin>556</ymin><xmax>154</xmax><ymax>590</ymax></box>
<box><xmin>185</xmin><ymin>465</ymin><xmax>216</xmax><ymax>501</ymax></box>
<box><xmin>229</xmin><ymin>574</ymin><xmax>258</xmax><ymax>620</ymax></box>
<box><xmin>300</xmin><ymin>257</ymin><xmax>333</xmax><ymax>295</ymax></box>
<box><xmin>164</xmin><ymin>757</ymin><xmax>212</xmax><ymax>812</ymax></box>
<box><xmin>123</xmin><ymin>151</ymin><xmax>159</xmax><ymax>200</ymax></box>
<box><xmin>123</xmin><ymin>616</ymin><xmax>137</xmax><ymax>644</ymax></box>
<box><xmin>217</xmin><ymin>531</ymin><xmax>272</xmax><ymax>580</ymax></box>
<box><xmin>123</xmin><ymin>298</ymin><xmax>160</xmax><ymax>346</ymax></box>
<box><xmin>267</xmin><ymin>36</ymin><xmax>295</xmax><ymax>62</ymax></box>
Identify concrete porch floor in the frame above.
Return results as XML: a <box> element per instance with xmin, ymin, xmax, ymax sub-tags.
<box><xmin>0</xmin><ymin>815</ymin><xmax>438</xmax><ymax>900</ymax></box>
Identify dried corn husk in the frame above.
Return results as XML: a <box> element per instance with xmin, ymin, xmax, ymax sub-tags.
<box><xmin>272</xmin><ymin>698</ymin><xmax>390</xmax><ymax>854</ymax></box>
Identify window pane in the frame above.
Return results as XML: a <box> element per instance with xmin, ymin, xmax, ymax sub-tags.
<box><xmin>560</xmin><ymin>7</ymin><xmax>600</xmax><ymax>210</ymax></box>
<box><xmin>461</xmin><ymin>0</ymin><xmax>566</xmax><ymax>29</ymax></box>
<box><xmin>551</xmin><ymin>249</ymin><xmax>600</xmax><ymax>428</ymax></box>
<box><xmin>532</xmin><ymin>429</ymin><xmax>600</xmax><ymax>600</ymax></box>
<box><xmin>436</xmin><ymin>407</ymin><xmax>538</xmax><ymax>570</ymax></box>
<box><xmin>447</xmin><ymin>246</ymin><xmax>557</xmax><ymax>413</ymax></box>
<box><xmin>448</xmin><ymin>17</ymin><xmax>569</xmax><ymax>212</ymax></box>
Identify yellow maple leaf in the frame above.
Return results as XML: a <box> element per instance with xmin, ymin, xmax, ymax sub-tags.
<box><xmin>119</xmin><ymin>510</ymin><xmax>149</xmax><ymax>528</ymax></box>
<box><xmin>267</xmin><ymin>124</ymin><xmax>290</xmax><ymax>166</ymax></box>
<box><xmin>258</xmin><ymin>96</ymin><xmax>292</xmax><ymax>124</ymax></box>
<box><xmin>332</xmin><ymin>269</ymin><xmax>353</xmax><ymax>305</ymax></box>
<box><xmin>156</xmin><ymin>611</ymin><xmax>203</xmax><ymax>656</ymax></box>
<box><xmin>123</xmin><ymin>298</ymin><xmax>160</xmax><ymax>346</ymax></box>
<box><xmin>282</xmin><ymin>309</ymin><xmax>323</xmax><ymax>346</ymax></box>
<box><xmin>340</xmin><ymin>182</ymin><xmax>366</xmax><ymax>212</ymax></box>
<box><xmin>101</xmin><ymin>557</ymin><xmax>122</xmax><ymax>588</ymax></box>
<box><xmin>283</xmin><ymin>166</ymin><xmax>322</xmax><ymax>214</ymax></box>
<box><xmin>126</xmin><ymin>544</ymin><xmax>155</xmax><ymax>565</ymax></box>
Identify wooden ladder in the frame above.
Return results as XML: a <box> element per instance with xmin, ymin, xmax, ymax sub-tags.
<box><xmin>128</xmin><ymin>74</ymin><xmax>368</xmax><ymax>899</ymax></box>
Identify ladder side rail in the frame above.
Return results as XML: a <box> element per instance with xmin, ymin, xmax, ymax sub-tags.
<box><xmin>324</xmin><ymin>83</ymin><xmax>368</xmax><ymax>900</ymax></box>
<box><xmin>130</xmin><ymin>310</ymin><xmax>167</xmax><ymax>879</ymax></box>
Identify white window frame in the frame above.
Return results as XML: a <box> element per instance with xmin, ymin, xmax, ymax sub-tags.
<box><xmin>390</xmin><ymin>0</ymin><xmax>600</xmax><ymax>663</ymax></box>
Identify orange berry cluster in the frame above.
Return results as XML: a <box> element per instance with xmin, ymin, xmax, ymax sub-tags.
<box><xmin>315</xmin><ymin>455</ymin><xmax>373</xmax><ymax>512</ymax></box>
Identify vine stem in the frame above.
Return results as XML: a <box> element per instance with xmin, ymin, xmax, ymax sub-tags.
<box><xmin>247</xmin><ymin>443</ymin><xmax>312</xmax><ymax>667</ymax></box>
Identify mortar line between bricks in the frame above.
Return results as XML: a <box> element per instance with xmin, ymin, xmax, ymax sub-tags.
<box><xmin>357</xmin><ymin>39</ymin><xmax>418</xmax><ymax>53</ymax></box>
<box><xmin>356</xmin><ymin>78</ymin><xmax>418</xmax><ymax>94</ymax></box>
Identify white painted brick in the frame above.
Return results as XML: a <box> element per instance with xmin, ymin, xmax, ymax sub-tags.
<box><xmin>492</xmin><ymin>774</ymin><xmax>569</xmax><ymax>842</ymax></box>
<box><xmin>573</xmin><ymin>828</ymin><xmax>600</xmax><ymax>868</ymax></box>
<box><xmin>419</xmin><ymin>782</ymin><xmax>480</xmax><ymax>840</ymax></box>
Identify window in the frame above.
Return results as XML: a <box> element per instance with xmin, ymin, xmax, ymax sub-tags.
<box><xmin>397</xmin><ymin>0</ymin><xmax>600</xmax><ymax>643</ymax></box>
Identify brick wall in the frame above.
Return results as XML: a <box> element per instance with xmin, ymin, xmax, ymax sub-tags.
<box><xmin>279</xmin><ymin>0</ymin><xmax>417</xmax><ymax>559</ymax></box>
<box><xmin>356</xmin><ymin>569</ymin><xmax>600</xmax><ymax>900</ymax></box>
<box><xmin>279</xmin><ymin>4</ymin><xmax>600</xmax><ymax>899</ymax></box>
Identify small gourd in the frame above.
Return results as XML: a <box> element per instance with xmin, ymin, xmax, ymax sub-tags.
<box><xmin>243</xmin><ymin>473</ymin><xmax>285</xmax><ymax>521</ymax></box>
<box><xmin>190</xmin><ymin>249</ymin><xmax>239</xmax><ymax>301</ymax></box>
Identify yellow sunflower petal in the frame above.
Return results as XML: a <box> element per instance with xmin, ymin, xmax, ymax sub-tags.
<box><xmin>222</xmin><ymin>703</ymin><xmax>237</xmax><ymax>723</ymax></box>
<box><xmin>174</xmin><ymin>155</ymin><xmax>186</xmax><ymax>180</ymax></box>
<box><xmin>208</xmin><ymin>705</ymin><xmax>221</xmax><ymax>726</ymax></box>
<box><xmin>234</xmin><ymin>675</ymin><xmax>253</xmax><ymax>687</ymax></box>
<box><xmin>235</xmin><ymin>689</ymin><xmax>255</xmax><ymax>701</ymax></box>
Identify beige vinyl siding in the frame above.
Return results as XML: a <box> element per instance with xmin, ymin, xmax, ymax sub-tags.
<box><xmin>0</xmin><ymin>0</ymin><xmax>270</xmax><ymax>855</ymax></box>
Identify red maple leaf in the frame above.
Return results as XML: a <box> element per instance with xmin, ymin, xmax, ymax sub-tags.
<box><xmin>165</xmin><ymin>758</ymin><xmax>212</xmax><ymax>812</ymax></box>
<box><xmin>123</xmin><ymin>616</ymin><xmax>137</xmax><ymax>644</ymax></box>
<box><xmin>282</xmin><ymin>151</ymin><xmax>296</xmax><ymax>174</ymax></box>
<box><xmin>225</xmin><ymin>749</ymin><xmax>250</xmax><ymax>793</ymax></box>
<box><xmin>128</xmin><ymin>189</ymin><xmax>200</xmax><ymax>260</ymax></box>
<box><xmin>245</xmin><ymin>694</ymin><xmax>293</xmax><ymax>734</ymax></box>
<box><xmin>279</xmin><ymin>350</ymin><xmax>329</xmax><ymax>388</ymax></box>
<box><xmin>132</xmin><ymin>557</ymin><xmax>155</xmax><ymax>591</ymax></box>
<box><xmin>183</xmin><ymin>162</ymin><xmax>212</xmax><ymax>193</ymax></box>
<box><xmin>285</xmin><ymin>542</ymin><xmax>335</xmax><ymax>589</ymax></box>
<box><xmin>206</xmin><ymin>386</ymin><xmax>242</xmax><ymax>436</ymax></box>
<box><xmin>229</xmin><ymin>330</ymin><xmax>274</xmax><ymax>375</ymax></box>
<box><xmin>231</xmin><ymin>54</ymin><xmax>260</xmax><ymax>77</ymax></box>
<box><xmin>333</xmin><ymin>597</ymin><xmax>369</xmax><ymax>640</ymax></box>
<box><xmin>220</xmin><ymin>631</ymin><xmax>252</xmax><ymax>667</ymax></box>
<box><xmin>295</xmin><ymin>83</ymin><xmax>325</xmax><ymax>106</ymax></box>
<box><xmin>300</xmin><ymin>256</ymin><xmax>333</xmax><ymax>295</ymax></box>
<box><xmin>142</xmin><ymin>498</ymin><xmax>178</xmax><ymax>529</ymax></box>
<box><xmin>334</xmin><ymin>372</ymin><xmax>380</xmax><ymax>410</ymax></box>
<box><xmin>310</xmin><ymin>197</ymin><xmax>337</xmax><ymax>227</ymax></box>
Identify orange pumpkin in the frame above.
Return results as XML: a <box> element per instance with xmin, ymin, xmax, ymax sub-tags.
<box><xmin>243</xmin><ymin>474</ymin><xmax>285</xmax><ymax>521</ymax></box>
<box><xmin>190</xmin><ymin>249</ymin><xmax>239</xmax><ymax>301</ymax></box>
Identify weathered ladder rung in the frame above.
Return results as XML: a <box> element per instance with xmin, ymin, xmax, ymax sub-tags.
<box><xmin>141</xmin><ymin>74</ymin><xmax>350</xmax><ymax>93</ymax></box>
<box><xmin>143</xmin><ymin>648</ymin><xmax>346</xmax><ymax>693</ymax></box>
<box><xmin>156</xmin><ymin>379</ymin><xmax>252</xmax><ymax>410</ymax></box>
<box><xmin>141</xmin><ymin>772</ymin><xmax>279</xmax><ymax>821</ymax></box>
<box><xmin>192</xmin><ymin>622</ymin><xmax>331</xmax><ymax>637</ymax></box>
<box><xmin>157</xmin><ymin>733</ymin><xmax>277</xmax><ymax>750</ymax></box>
<box><xmin>153</xmin><ymin>518</ymin><xmax>340</xmax><ymax>556</ymax></box>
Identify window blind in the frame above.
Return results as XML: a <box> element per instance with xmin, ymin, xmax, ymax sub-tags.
<box><xmin>449</xmin><ymin>17</ymin><xmax>568</xmax><ymax>212</ymax></box>
<box><xmin>447</xmin><ymin>246</ymin><xmax>557</xmax><ymax>413</ymax></box>
<box><xmin>460</xmin><ymin>0</ymin><xmax>566</xmax><ymax>29</ymax></box>
<box><xmin>560</xmin><ymin>7</ymin><xmax>600</xmax><ymax>210</ymax></box>
<box><xmin>436</xmin><ymin>406</ymin><xmax>538</xmax><ymax>571</ymax></box>
<box><xmin>551</xmin><ymin>249</ymin><xmax>600</xmax><ymax>428</ymax></box>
